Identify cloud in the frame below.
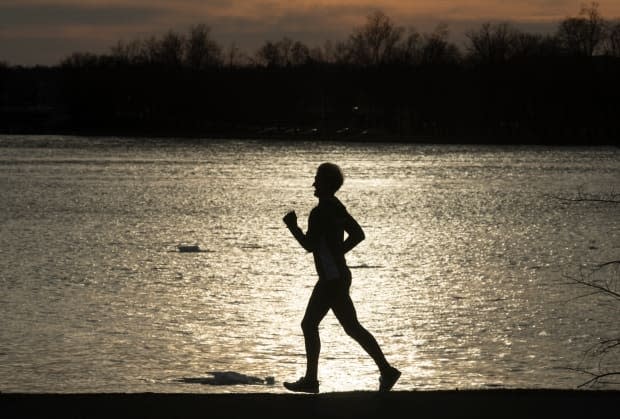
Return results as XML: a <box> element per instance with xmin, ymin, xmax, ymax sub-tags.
<box><xmin>2</xmin><ymin>0</ymin><xmax>620</xmax><ymax>65</ymax></box>
<box><xmin>0</xmin><ymin>35</ymin><xmax>109</xmax><ymax>66</ymax></box>
<box><xmin>0</xmin><ymin>4</ymin><xmax>165</xmax><ymax>26</ymax></box>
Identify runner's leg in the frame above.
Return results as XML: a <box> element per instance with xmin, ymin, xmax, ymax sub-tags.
<box><xmin>301</xmin><ymin>281</ymin><xmax>331</xmax><ymax>381</ymax></box>
<box><xmin>331</xmin><ymin>285</ymin><xmax>391</xmax><ymax>372</ymax></box>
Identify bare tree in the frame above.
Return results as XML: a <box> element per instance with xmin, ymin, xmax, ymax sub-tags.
<box><xmin>138</xmin><ymin>36</ymin><xmax>161</xmax><ymax>64</ymax></box>
<box><xmin>157</xmin><ymin>30</ymin><xmax>185</xmax><ymax>66</ymax></box>
<box><xmin>107</xmin><ymin>24</ymin><xmax>223</xmax><ymax>68</ymax></box>
<box><xmin>281</xmin><ymin>38</ymin><xmax>295</xmax><ymax>65</ymax></box>
<box><xmin>420</xmin><ymin>24</ymin><xmax>460</xmax><ymax>65</ymax></box>
<box><xmin>185</xmin><ymin>24</ymin><xmax>222</xmax><ymax>69</ymax></box>
<box><xmin>60</xmin><ymin>52</ymin><xmax>100</xmax><ymax>68</ymax></box>
<box><xmin>308</xmin><ymin>45</ymin><xmax>325</xmax><ymax>63</ymax></box>
<box><xmin>465</xmin><ymin>22</ymin><xmax>519</xmax><ymax>63</ymax></box>
<box><xmin>516</xmin><ymin>33</ymin><xmax>563</xmax><ymax>58</ymax></box>
<box><xmin>255</xmin><ymin>41</ymin><xmax>280</xmax><ymax>67</ymax></box>
<box><xmin>290</xmin><ymin>41</ymin><xmax>311</xmax><ymax>66</ymax></box>
<box><xmin>225</xmin><ymin>42</ymin><xmax>249</xmax><ymax>68</ymax></box>
<box><xmin>131</xmin><ymin>31</ymin><xmax>185</xmax><ymax>66</ymax></box>
<box><xmin>347</xmin><ymin>10</ymin><xmax>404</xmax><ymax>65</ymax></box>
<box><xmin>393</xmin><ymin>27</ymin><xmax>422</xmax><ymax>65</ymax></box>
<box><xmin>556</xmin><ymin>2</ymin><xmax>606</xmax><ymax>56</ymax></box>
<box><xmin>603</xmin><ymin>19</ymin><xmax>620</xmax><ymax>56</ymax></box>
<box><xmin>333</xmin><ymin>40</ymin><xmax>353</xmax><ymax>64</ymax></box>
<box><xmin>316</xmin><ymin>40</ymin><xmax>335</xmax><ymax>63</ymax></box>
<box><xmin>255</xmin><ymin>38</ymin><xmax>312</xmax><ymax>67</ymax></box>
<box><xmin>109</xmin><ymin>40</ymin><xmax>143</xmax><ymax>65</ymax></box>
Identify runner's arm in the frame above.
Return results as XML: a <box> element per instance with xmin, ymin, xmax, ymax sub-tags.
<box><xmin>286</xmin><ymin>224</ymin><xmax>314</xmax><ymax>252</ymax></box>
<box><xmin>283</xmin><ymin>211</ymin><xmax>315</xmax><ymax>252</ymax></box>
<box><xmin>342</xmin><ymin>213</ymin><xmax>365</xmax><ymax>254</ymax></box>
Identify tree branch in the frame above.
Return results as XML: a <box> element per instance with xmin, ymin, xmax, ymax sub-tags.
<box><xmin>595</xmin><ymin>260</ymin><xmax>620</xmax><ymax>268</ymax></box>
<box><xmin>547</xmin><ymin>195</ymin><xmax>620</xmax><ymax>204</ymax></box>
<box><xmin>563</xmin><ymin>273</ymin><xmax>620</xmax><ymax>300</ymax></box>
<box><xmin>553</xmin><ymin>185</ymin><xmax>619</xmax><ymax>388</ymax></box>
<box><xmin>546</xmin><ymin>186</ymin><xmax>620</xmax><ymax>204</ymax></box>
<box><xmin>576</xmin><ymin>371</ymin><xmax>620</xmax><ymax>388</ymax></box>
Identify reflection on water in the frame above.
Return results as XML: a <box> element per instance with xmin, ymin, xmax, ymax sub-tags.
<box><xmin>0</xmin><ymin>135</ymin><xmax>619</xmax><ymax>393</ymax></box>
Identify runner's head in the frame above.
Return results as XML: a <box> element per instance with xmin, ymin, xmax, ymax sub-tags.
<box><xmin>313</xmin><ymin>162</ymin><xmax>344</xmax><ymax>197</ymax></box>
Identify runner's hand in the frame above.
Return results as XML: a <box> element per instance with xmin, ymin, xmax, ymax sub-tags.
<box><xmin>283</xmin><ymin>211</ymin><xmax>297</xmax><ymax>227</ymax></box>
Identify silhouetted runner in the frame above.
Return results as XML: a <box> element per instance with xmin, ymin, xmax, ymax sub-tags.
<box><xmin>283</xmin><ymin>162</ymin><xmax>400</xmax><ymax>393</ymax></box>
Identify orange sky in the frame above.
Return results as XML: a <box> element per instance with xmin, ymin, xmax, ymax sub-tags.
<box><xmin>2</xmin><ymin>1</ymin><xmax>619</xmax><ymax>65</ymax></box>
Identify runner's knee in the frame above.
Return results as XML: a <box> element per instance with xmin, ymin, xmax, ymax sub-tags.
<box><xmin>342</xmin><ymin>321</ymin><xmax>365</xmax><ymax>340</ymax></box>
<box><xmin>301</xmin><ymin>317</ymin><xmax>319</xmax><ymax>334</ymax></box>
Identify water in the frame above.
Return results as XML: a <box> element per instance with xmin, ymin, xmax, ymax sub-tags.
<box><xmin>0</xmin><ymin>135</ymin><xmax>618</xmax><ymax>393</ymax></box>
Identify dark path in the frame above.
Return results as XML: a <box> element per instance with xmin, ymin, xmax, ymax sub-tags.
<box><xmin>2</xmin><ymin>390</ymin><xmax>617</xmax><ymax>418</ymax></box>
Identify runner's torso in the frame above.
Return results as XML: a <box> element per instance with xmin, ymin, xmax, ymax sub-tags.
<box><xmin>307</xmin><ymin>197</ymin><xmax>351</xmax><ymax>281</ymax></box>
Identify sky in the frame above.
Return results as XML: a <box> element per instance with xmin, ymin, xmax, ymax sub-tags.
<box><xmin>1</xmin><ymin>0</ymin><xmax>620</xmax><ymax>66</ymax></box>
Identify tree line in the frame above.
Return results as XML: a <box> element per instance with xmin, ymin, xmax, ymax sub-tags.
<box><xmin>60</xmin><ymin>4</ymin><xmax>620</xmax><ymax>68</ymax></box>
<box><xmin>1</xmin><ymin>3</ymin><xmax>619</xmax><ymax>145</ymax></box>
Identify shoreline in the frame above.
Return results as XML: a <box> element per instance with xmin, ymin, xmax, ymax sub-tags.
<box><xmin>2</xmin><ymin>390</ymin><xmax>618</xmax><ymax>418</ymax></box>
<box><xmin>1</xmin><ymin>126</ymin><xmax>619</xmax><ymax>147</ymax></box>
<box><xmin>0</xmin><ymin>130</ymin><xmax>618</xmax><ymax>148</ymax></box>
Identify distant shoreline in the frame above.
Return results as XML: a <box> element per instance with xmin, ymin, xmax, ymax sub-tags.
<box><xmin>3</xmin><ymin>52</ymin><xmax>619</xmax><ymax>149</ymax></box>
<box><xmin>0</xmin><ymin>128</ymin><xmax>618</xmax><ymax>147</ymax></box>
<box><xmin>2</xmin><ymin>390</ymin><xmax>618</xmax><ymax>419</ymax></box>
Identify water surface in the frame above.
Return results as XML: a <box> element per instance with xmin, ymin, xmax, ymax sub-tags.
<box><xmin>0</xmin><ymin>135</ymin><xmax>618</xmax><ymax>393</ymax></box>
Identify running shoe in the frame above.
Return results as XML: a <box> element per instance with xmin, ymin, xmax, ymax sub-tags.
<box><xmin>283</xmin><ymin>376</ymin><xmax>319</xmax><ymax>394</ymax></box>
<box><xmin>379</xmin><ymin>367</ymin><xmax>401</xmax><ymax>392</ymax></box>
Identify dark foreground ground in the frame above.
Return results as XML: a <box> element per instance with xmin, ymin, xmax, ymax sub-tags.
<box><xmin>1</xmin><ymin>390</ymin><xmax>618</xmax><ymax>419</ymax></box>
